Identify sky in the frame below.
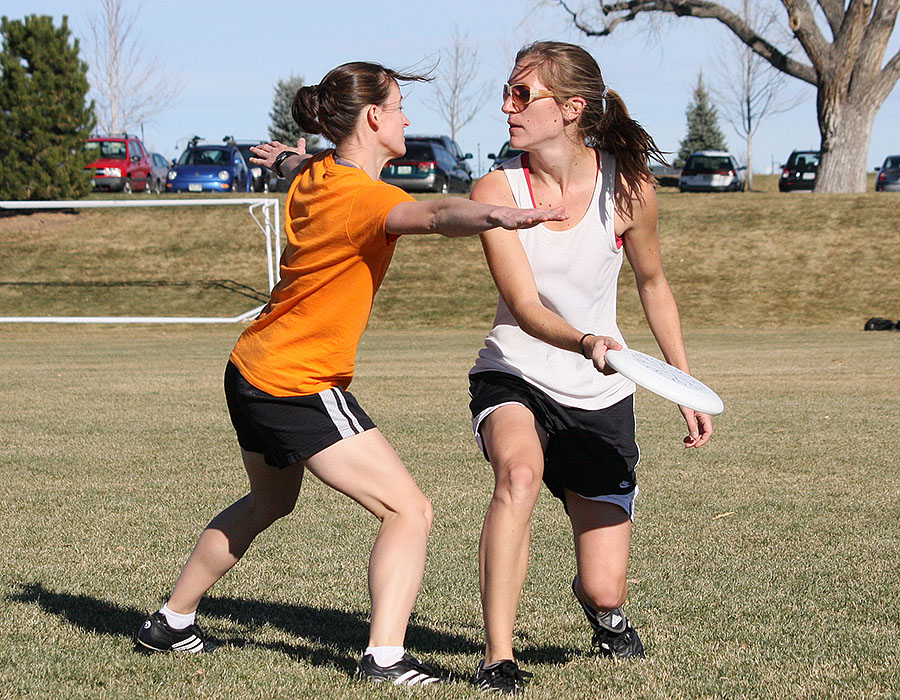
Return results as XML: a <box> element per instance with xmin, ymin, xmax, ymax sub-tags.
<box><xmin>6</xmin><ymin>0</ymin><xmax>900</xmax><ymax>175</ymax></box>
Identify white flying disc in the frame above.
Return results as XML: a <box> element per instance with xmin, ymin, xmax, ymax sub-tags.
<box><xmin>605</xmin><ymin>348</ymin><xmax>724</xmax><ymax>415</ymax></box>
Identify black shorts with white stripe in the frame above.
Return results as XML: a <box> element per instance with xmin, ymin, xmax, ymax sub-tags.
<box><xmin>224</xmin><ymin>362</ymin><xmax>376</xmax><ymax>467</ymax></box>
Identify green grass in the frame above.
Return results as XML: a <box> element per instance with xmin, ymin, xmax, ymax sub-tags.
<box><xmin>1</xmin><ymin>185</ymin><xmax>899</xmax><ymax>697</ymax></box>
<box><xmin>2</xmin><ymin>184</ymin><xmax>898</xmax><ymax>328</ymax></box>
<box><xmin>1</xmin><ymin>325</ymin><xmax>899</xmax><ymax>699</ymax></box>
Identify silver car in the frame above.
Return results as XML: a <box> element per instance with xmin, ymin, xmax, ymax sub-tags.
<box><xmin>679</xmin><ymin>150</ymin><xmax>746</xmax><ymax>192</ymax></box>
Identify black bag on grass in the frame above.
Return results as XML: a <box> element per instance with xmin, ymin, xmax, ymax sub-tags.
<box><xmin>864</xmin><ymin>317</ymin><xmax>895</xmax><ymax>331</ymax></box>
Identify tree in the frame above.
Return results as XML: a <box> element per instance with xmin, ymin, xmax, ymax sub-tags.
<box><xmin>714</xmin><ymin>0</ymin><xmax>804</xmax><ymax>190</ymax></box>
<box><xmin>677</xmin><ymin>72</ymin><xmax>728</xmax><ymax>166</ymax></box>
<box><xmin>427</xmin><ymin>27</ymin><xmax>491</xmax><ymax>140</ymax></box>
<box><xmin>85</xmin><ymin>0</ymin><xmax>180</xmax><ymax>136</ymax></box>
<box><xmin>555</xmin><ymin>0</ymin><xmax>900</xmax><ymax>193</ymax></box>
<box><xmin>268</xmin><ymin>75</ymin><xmax>320</xmax><ymax>148</ymax></box>
<box><xmin>0</xmin><ymin>14</ymin><xmax>95</xmax><ymax>200</ymax></box>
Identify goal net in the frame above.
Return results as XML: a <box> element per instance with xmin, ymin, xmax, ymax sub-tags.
<box><xmin>0</xmin><ymin>198</ymin><xmax>281</xmax><ymax>323</ymax></box>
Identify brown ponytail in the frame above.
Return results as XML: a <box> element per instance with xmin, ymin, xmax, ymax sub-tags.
<box><xmin>291</xmin><ymin>62</ymin><xmax>430</xmax><ymax>146</ymax></box>
<box><xmin>514</xmin><ymin>42</ymin><xmax>667</xmax><ymax>204</ymax></box>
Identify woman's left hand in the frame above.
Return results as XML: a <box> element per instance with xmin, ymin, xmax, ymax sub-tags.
<box><xmin>680</xmin><ymin>405</ymin><xmax>713</xmax><ymax>448</ymax></box>
<box><xmin>249</xmin><ymin>138</ymin><xmax>307</xmax><ymax>169</ymax></box>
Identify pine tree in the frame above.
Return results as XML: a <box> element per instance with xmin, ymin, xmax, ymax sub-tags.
<box><xmin>0</xmin><ymin>15</ymin><xmax>96</xmax><ymax>200</ymax></box>
<box><xmin>676</xmin><ymin>73</ymin><xmax>727</xmax><ymax>167</ymax></box>
<box><xmin>268</xmin><ymin>75</ymin><xmax>320</xmax><ymax>148</ymax></box>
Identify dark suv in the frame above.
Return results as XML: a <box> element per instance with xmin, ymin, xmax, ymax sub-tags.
<box><xmin>381</xmin><ymin>140</ymin><xmax>472</xmax><ymax>193</ymax></box>
<box><xmin>84</xmin><ymin>134</ymin><xmax>152</xmax><ymax>193</ymax></box>
<box><xmin>405</xmin><ymin>135</ymin><xmax>473</xmax><ymax>178</ymax></box>
<box><xmin>779</xmin><ymin>150</ymin><xmax>820</xmax><ymax>192</ymax></box>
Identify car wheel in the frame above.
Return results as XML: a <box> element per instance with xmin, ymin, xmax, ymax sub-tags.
<box><xmin>122</xmin><ymin>178</ymin><xmax>133</xmax><ymax>194</ymax></box>
<box><xmin>261</xmin><ymin>178</ymin><xmax>269</xmax><ymax>193</ymax></box>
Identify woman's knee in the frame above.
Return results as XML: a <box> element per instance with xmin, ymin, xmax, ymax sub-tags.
<box><xmin>580</xmin><ymin>576</ymin><xmax>628</xmax><ymax>612</ymax></box>
<box><xmin>493</xmin><ymin>460</ymin><xmax>542</xmax><ymax>506</ymax></box>
<box><xmin>249</xmin><ymin>492</ymin><xmax>298</xmax><ymax>527</ymax></box>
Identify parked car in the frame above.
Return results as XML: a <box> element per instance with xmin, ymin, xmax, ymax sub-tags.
<box><xmin>148</xmin><ymin>153</ymin><xmax>170</xmax><ymax>194</ymax></box>
<box><xmin>875</xmin><ymin>155</ymin><xmax>900</xmax><ymax>192</ymax></box>
<box><xmin>83</xmin><ymin>134</ymin><xmax>152</xmax><ymax>193</ymax></box>
<box><xmin>779</xmin><ymin>150</ymin><xmax>820</xmax><ymax>192</ymax></box>
<box><xmin>406</xmin><ymin>134</ymin><xmax>473</xmax><ymax>177</ymax></box>
<box><xmin>381</xmin><ymin>140</ymin><xmax>472</xmax><ymax>193</ymax></box>
<box><xmin>487</xmin><ymin>141</ymin><xmax>526</xmax><ymax>171</ymax></box>
<box><xmin>235</xmin><ymin>140</ymin><xmax>270</xmax><ymax>192</ymax></box>
<box><xmin>679</xmin><ymin>150</ymin><xmax>746</xmax><ymax>192</ymax></box>
<box><xmin>166</xmin><ymin>139</ymin><xmax>250</xmax><ymax>193</ymax></box>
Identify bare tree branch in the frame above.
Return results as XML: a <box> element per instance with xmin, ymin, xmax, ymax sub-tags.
<box><xmin>426</xmin><ymin>27</ymin><xmax>492</xmax><ymax>139</ymax></box>
<box><xmin>85</xmin><ymin>0</ymin><xmax>181</xmax><ymax>136</ymax></box>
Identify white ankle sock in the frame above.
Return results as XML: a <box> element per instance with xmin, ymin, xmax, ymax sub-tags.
<box><xmin>159</xmin><ymin>604</ymin><xmax>196</xmax><ymax>630</ymax></box>
<box><xmin>365</xmin><ymin>646</ymin><xmax>405</xmax><ymax>667</ymax></box>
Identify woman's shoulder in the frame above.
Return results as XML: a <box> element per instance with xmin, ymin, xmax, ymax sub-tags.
<box><xmin>471</xmin><ymin>167</ymin><xmax>515</xmax><ymax>205</ymax></box>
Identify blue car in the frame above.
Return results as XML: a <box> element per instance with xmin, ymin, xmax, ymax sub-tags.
<box><xmin>166</xmin><ymin>141</ymin><xmax>250</xmax><ymax>193</ymax></box>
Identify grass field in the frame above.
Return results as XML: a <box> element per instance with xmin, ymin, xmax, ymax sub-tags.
<box><xmin>1</xmin><ymin>184</ymin><xmax>899</xmax><ymax>698</ymax></box>
<box><xmin>1</xmin><ymin>325</ymin><xmax>898</xmax><ymax>699</ymax></box>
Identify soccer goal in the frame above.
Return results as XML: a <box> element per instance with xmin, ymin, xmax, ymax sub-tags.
<box><xmin>0</xmin><ymin>198</ymin><xmax>280</xmax><ymax>323</ymax></box>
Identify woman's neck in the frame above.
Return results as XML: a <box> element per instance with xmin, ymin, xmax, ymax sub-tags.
<box><xmin>334</xmin><ymin>141</ymin><xmax>391</xmax><ymax>181</ymax></box>
<box><xmin>527</xmin><ymin>141</ymin><xmax>596</xmax><ymax>192</ymax></box>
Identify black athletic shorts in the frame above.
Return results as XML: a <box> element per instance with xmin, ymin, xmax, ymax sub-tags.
<box><xmin>468</xmin><ymin>370</ymin><xmax>639</xmax><ymax>503</ymax></box>
<box><xmin>224</xmin><ymin>361</ymin><xmax>376</xmax><ymax>468</ymax></box>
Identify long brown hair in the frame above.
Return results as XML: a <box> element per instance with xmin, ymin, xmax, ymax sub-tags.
<box><xmin>292</xmin><ymin>62</ymin><xmax>430</xmax><ymax>146</ymax></box>
<box><xmin>514</xmin><ymin>41</ymin><xmax>666</xmax><ymax>202</ymax></box>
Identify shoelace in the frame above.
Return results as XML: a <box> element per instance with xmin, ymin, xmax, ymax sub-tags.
<box><xmin>485</xmin><ymin>661</ymin><xmax>533</xmax><ymax>690</ymax></box>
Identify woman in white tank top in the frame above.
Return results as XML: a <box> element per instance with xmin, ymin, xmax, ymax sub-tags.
<box><xmin>468</xmin><ymin>42</ymin><xmax>715</xmax><ymax>692</ymax></box>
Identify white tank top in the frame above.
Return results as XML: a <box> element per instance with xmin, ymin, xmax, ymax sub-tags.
<box><xmin>470</xmin><ymin>151</ymin><xmax>636</xmax><ymax>409</ymax></box>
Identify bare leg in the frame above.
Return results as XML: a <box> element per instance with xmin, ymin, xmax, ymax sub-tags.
<box><xmin>566</xmin><ymin>491</ymin><xmax>632</xmax><ymax>612</ymax></box>
<box><xmin>304</xmin><ymin>428</ymin><xmax>433</xmax><ymax>648</ymax></box>
<box><xmin>166</xmin><ymin>449</ymin><xmax>303</xmax><ymax>614</ymax></box>
<box><xmin>478</xmin><ymin>405</ymin><xmax>547</xmax><ymax>665</ymax></box>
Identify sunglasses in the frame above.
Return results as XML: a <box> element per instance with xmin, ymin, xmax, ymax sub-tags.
<box><xmin>503</xmin><ymin>82</ymin><xmax>556</xmax><ymax>109</ymax></box>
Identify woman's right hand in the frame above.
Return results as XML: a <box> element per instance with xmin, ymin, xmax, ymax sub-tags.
<box><xmin>582</xmin><ymin>334</ymin><xmax>623</xmax><ymax>374</ymax></box>
<box><xmin>488</xmin><ymin>205</ymin><xmax>568</xmax><ymax>231</ymax></box>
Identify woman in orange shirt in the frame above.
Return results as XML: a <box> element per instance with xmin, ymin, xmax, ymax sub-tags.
<box><xmin>134</xmin><ymin>61</ymin><xmax>566</xmax><ymax>686</ymax></box>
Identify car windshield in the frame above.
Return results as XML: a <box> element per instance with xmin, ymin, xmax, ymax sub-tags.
<box><xmin>237</xmin><ymin>145</ymin><xmax>256</xmax><ymax>165</ymax></box>
<box><xmin>787</xmin><ymin>152</ymin><xmax>819</xmax><ymax>168</ymax></box>
<box><xmin>178</xmin><ymin>148</ymin><xmax>232</xmax><ymax>166</ymax></box>
<box><xmin>883</xmin><ymin>156</ymin><xmax>900</xmax><ymax>170</ymax></box>
<box><xmin>85</xmin><ymin>140</ymin><xmax>127</xmax><ymax>159</ymax></box>
<box><xmin>685</xmin><ymin>156</ymin><xmax>734</xmax><ymax>173</ymax></box>
<box><xmin>397</xmin><ymin>143</ymin><xmax>434</xmax><ymax>161</ymax></box>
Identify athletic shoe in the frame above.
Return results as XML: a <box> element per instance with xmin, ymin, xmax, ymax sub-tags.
<box><xmin>134</xmin><ymin>611</ymin><xmax>215</xmax><ymax>654</ymax></box>
<box><xmin>472</xmin><ymin>659</ymin><xmax>533</xmax><ymax>694</ymax></box>
<box><xmin>355</xmin><ymin>652</ymin><xmax>443</xmax><ymax>686</ymax></box>
<box><xmin>572</xmin><ymin>578</ymin><xmax>645</xmax><ymax>658</ymax></box>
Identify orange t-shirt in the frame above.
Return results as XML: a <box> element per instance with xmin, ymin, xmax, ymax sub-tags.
<box><xmin>229</xmin><ymin>151</ymin><xmax>413</xmax><ymax>396</ymax></box>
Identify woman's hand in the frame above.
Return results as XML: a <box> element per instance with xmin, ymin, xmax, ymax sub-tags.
<box><xmin>582</xmin><ymin>334</ymin><xmax>623</xmax><ymax>374</ymax></box>
<box><xmin>249</xmin><ymin>138</ymin><xmax>307</xmax><ymax>169</ymax></box>
<box><xmin>680</xmin><ymin>405</ymin><xmax>713</xmax><ymax>448</ymax></box>
<box><xmin>488</xmin><ymin>205</ymin><xmax>568</xmax><ymax>231</ymax></box>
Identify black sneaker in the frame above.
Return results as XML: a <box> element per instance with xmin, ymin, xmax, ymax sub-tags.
<box><xmin>355</xmin><ymin>652</ymin><xmax>442</xmax><ymax>686</ymax></box>
<box><xmin>473</xmin><ymin>659</ymin><xmax>533</xmax><ymax>694</ymax></box>
<box><xmin>134</xmin><ymin>611</ymin><xmax>215</xmax><ymax>654</ymax></box>
<box><xmin>572</xmin><ymin>578</ymin><xmax>645</xmax><ymax>658</ymax></box>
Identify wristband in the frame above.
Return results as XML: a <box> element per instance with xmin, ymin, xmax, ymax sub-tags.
<box><xmin>272</xmin><ymin>150</ymin><xmax>299</xmax><ymax>178</ymax></box>
<box><xmin>578</xmin><ymin>333</ymin><xmax>594</xmax><ymax>359</ymax></box>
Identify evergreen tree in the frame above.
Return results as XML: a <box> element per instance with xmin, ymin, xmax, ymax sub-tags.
<box><xmin>0</xmin><ymin>15</ymin><xmax>95</xmax><ymax>200</ymax></box>
<box><xmin>268</xmin><ymin>75</ymin><xmax>320</xmax><ymax>148</ymax></box>
<box><xmin>676</xmin><ymin>72</ymin><xmax>727</xmax><ymax>166</ymax></box>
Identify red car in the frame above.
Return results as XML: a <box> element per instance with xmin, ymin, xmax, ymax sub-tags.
<box><xmin>84</xmin><ymin>135</ymin><xmax>152</xmax><ymax>193</ymax></box>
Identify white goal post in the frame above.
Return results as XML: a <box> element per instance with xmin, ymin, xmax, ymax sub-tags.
<box><xmin>0</xmin><ymin>198</ymin><xmax>281</xmax><ymax>323</ymax></box>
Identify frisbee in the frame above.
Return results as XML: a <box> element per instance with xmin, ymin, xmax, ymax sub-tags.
<box><xmin>605</xmin><ymin>348</ymin><xmax>724</xmax><ymax>415</ymax></box>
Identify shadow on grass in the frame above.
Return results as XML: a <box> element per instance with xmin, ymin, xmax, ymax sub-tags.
<box><xmin>9</xmin><ymin>582</ymin><xmax>575</xmax><ymax>673</ymax></box>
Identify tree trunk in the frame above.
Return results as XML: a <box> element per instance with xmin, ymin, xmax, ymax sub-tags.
<box><xmin>815</xmin><ymin>93</ymin><xmax>878</xmax><ymax>193</ymax></box>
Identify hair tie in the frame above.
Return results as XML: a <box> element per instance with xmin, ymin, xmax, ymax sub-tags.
<box><xmin>601</xmin><ymin>86</ymin><xmax>610</xmax><ymax>100</ymax></box>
